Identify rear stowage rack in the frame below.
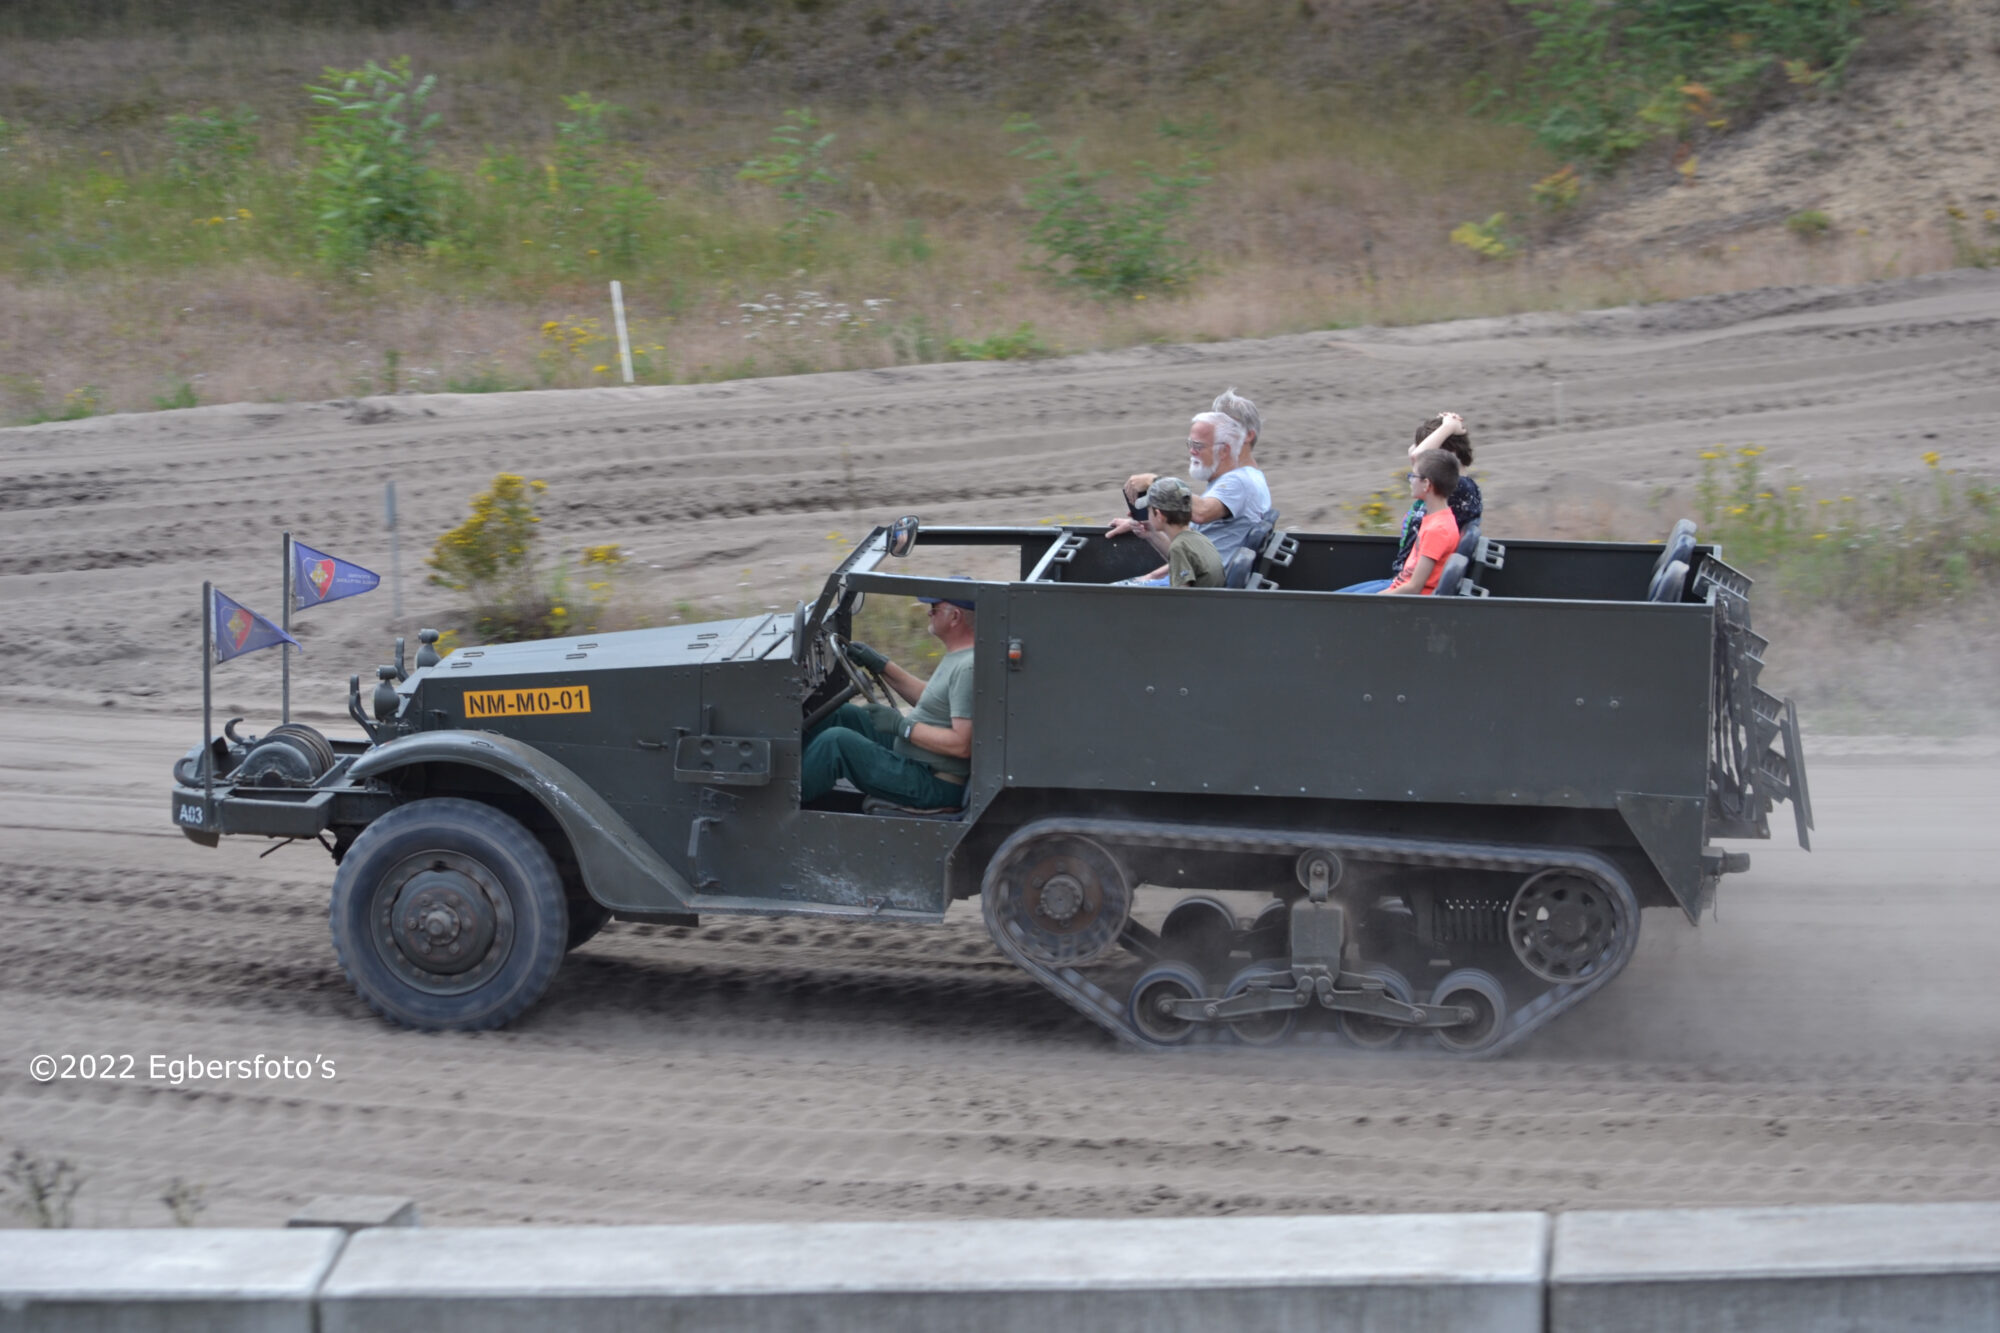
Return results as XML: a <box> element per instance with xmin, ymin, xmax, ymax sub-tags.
<box><xmin>1698</xmin><ymin>554</ymin><xmax>1813</xmax><ymax>849</ymax></box>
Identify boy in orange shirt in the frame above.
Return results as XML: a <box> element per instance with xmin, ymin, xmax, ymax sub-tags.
<box><xmin>1380</xmin><ymin>449</ymin><xmax>1460</xmax><ymax>595</ymax></box>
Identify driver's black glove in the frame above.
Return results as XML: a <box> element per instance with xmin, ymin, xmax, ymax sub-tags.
<box><xmin>845</xmin><ymin>640</ymin><xmax>889</xmax><ymax>674</ymax></box>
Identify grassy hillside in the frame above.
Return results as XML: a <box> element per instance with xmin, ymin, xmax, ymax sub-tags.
<box><xmin>0</xmin><ymin>0</ymin><xmax>1931</xmax><ymax>421</ymax></box>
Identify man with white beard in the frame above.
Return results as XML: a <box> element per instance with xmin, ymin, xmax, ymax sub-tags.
<box><xmin>1105</xmin><ymin>406</ymin><xmax>1273</xmax><ymax>582</ymax></box>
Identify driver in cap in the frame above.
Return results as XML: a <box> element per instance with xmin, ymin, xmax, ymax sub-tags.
<box><xmin>802</xmin><ymin>581</ymin><xmax>976</xmax><ymax>811</ymax></box>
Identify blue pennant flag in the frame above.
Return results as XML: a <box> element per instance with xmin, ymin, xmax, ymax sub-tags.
<box><xmin>293</xmin><ymin>540</ymin><xmax>381</xmax><ymax>612</ymax></box>
<box><xmin>213</xmin><ymin>589</ymin><xmax>300</xmax><ymax>664</ymax></box>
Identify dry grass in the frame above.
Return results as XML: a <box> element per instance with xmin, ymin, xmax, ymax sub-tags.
<box><xmin>0</xmin><ymin>6</ymin><xmax>1969</xmax><ymax>422</ymax></box>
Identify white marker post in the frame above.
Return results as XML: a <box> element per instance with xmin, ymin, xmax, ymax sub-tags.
<box><xmin>610</xmin><ymin>280</ymin><xmax>635</xmax><ymax>384</ymax></box>
<box><xmin>385</xmin><ymin>480</ymin><xmax>403</xmax><ymax>620</ymax></box>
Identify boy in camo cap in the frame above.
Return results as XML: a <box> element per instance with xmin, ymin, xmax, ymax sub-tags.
<box><xmin>1148</xmin><ymin>476</ymin><xmax>1225</xmax><ymax>588</ymax></box>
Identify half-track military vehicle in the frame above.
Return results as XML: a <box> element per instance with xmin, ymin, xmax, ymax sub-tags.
<box><xmin>171</xmin><ymin>513</ymin><xmax>1811</xmax><ymax>1053</ymax></box>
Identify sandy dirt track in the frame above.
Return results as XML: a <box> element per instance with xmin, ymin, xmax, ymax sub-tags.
<box><xmin>2</xmin><ymin>709</ymin><xmax>1997</xmax><ymax>1228</ymax></box>
<box><xmin>1</xmin><ymin>272</ymin><xmax>1998</xmax><ymax>1228</ymax></box>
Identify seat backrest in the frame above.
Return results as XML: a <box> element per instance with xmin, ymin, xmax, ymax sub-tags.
<box><xmin>1432</xmin><ymin>553</ymin><xmax>1469</xmax><ymax>599</ymax></box>
<box><xmin>1649</xmin><ymin>558</ymin><xmax>1690</xmax><ymax>603</ymax></box>
<box><xmin>1224</xmin><ymin>545</ymin><xmax>1257</xmax><ymax>590</ymax></box>
<box><xmin>1240</xmin><ymin>514</ymin><xmax>1277</xmax><ymax>562</ymax></box>
<box><xmin>1455</xmin><ymin>519</ymin><xmax>1483</xmax><ymax>561</ymax></box>
<box><xmin>1653</xmin><ymin>519</ymin><xmax>1696</xmax><ymax>583</ymax></box>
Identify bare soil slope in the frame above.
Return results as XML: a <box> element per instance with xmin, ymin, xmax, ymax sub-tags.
<box><xmin>1572</xmin><ymin>0</ymin><xmax>2000</xmax><ymax>254</ymax></box>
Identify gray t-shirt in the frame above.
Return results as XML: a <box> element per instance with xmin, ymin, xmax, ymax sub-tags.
<box><xmin>1195</xmin><ymin>465</ymin><xmax>1272</xmax><ymax>561</ymax></box>
<box><xmin>893</xmin><ymin>646</ymin><xmax>974</xmax><ymax>777</ymax></box>
<box><xmin>1168</xmin><ymin>528</ymin><xmax>1225</xmax><ymax>587</ymax></box>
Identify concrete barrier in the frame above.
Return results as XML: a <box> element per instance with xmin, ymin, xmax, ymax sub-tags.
<box><xmin>317</xmin><ymin>1213</ymin><xmax>1550</xmax><ymax>1333</ymax></box>
<box><xmin>1550</xmin><ymin>1202</ymin><xmax>2000</xmax><ymax>1333</ymax></box>
<box><xmin>8</xmin><ymin>1202</ymin><xmax>1999</xmax><ymax>1331</ymax></box>
<box><xmin>0</xmin><ymin>1227</ymin><xmax>344</xmax><ymax>1333</ymax></box>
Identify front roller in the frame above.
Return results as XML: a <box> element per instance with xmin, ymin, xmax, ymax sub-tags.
<box><xmin>330</xmin><ymin>797</ymin><xmax>569</xmax><ymax>1030</ymax></box>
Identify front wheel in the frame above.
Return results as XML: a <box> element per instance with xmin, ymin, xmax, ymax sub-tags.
<box><xmin>330</xmin><ymin>798</ymin><xmax>568</xmax><ymax>1030</ymax></box>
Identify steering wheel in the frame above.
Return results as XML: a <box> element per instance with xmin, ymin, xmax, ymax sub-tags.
<box><xmin>824</xmin><ymin>630</ymin><xmax>890</xmax><ymax>706</ymax></box>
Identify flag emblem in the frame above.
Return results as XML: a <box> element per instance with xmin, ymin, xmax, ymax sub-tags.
<box><xmin>211</xmin><ymin>589</ymin><xmax>299</xmax><ymax>664</ymax></box>
<box><xmin>291</xmin><ymin>540</ymin><xmax>380</xmax><ymax>611</ymax></box>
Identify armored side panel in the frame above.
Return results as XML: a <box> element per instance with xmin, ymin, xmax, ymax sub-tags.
<box><xmin>994</xmin><ymin>581</ymin><xmax>1714</xmax><ymax>911</ymax></box>
<box><xmin>412</xmin><ymin>615</ymin><xmax>960</xmax><ymax>920</ymax></box>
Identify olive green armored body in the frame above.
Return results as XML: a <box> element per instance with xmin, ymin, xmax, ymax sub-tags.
<box><xmin>171</xmin><ymin>516</ymin><xmax>1810</xmax><ymax>1052</ymax></box>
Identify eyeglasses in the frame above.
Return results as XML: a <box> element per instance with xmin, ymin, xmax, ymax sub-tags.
<box><xmin>1406</xmin><ymin>473</ymin><xmax>1424</xmax><ymax>483</ymax></box>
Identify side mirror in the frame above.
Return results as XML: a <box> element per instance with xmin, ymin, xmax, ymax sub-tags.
<box><xmin>886</xmin><ymin>515</ymin><xmax>919</xmax><ymax>558</ymax></box>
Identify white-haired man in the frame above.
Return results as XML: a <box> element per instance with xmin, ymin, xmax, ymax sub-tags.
<box><xmin>1106</xmin><ymin>403</ymin><xmax>1273</xmax><ymax>581</ymax></box>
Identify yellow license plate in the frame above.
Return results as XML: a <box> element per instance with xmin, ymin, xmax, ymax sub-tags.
<box><xmin>463</xmin><ymin>685</ymin><xmax>592</xmax><ymax>718</ymax></box>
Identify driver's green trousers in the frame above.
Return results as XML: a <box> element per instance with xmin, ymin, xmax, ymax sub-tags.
<box><xmin>802</xmin><ymin>704</ymin><xmax>967</xmax><ymax>809</ymax></box>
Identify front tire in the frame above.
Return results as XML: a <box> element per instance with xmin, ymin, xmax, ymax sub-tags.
<box><xmin>330</xmin><ymin>798</ymin><xmax>568</xmax><ymax>1030</ymax></box>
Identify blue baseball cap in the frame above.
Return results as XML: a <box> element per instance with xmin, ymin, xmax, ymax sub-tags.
<box><xmin>917</xmin><ymin>576</ymin><xmax>975</xmax><ymax>610</ymax></box>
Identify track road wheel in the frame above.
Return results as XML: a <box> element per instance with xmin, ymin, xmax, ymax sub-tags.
<box><xmin>1336</xmin><ymin>967</ymin><xmax>1415</xmax><ymax>1051</ymax></box>
<box><xmin>1430</xmin><ymin>969</ymin><xmax>1508</xmax><ymax>1056</ymax></box>
<box><xmin>1222</xmin><ymin>961</ymin><xmax>1298</xmax><ymax>1047</ymax></box>
<box><xmin>1508</xmin><ymin>869</ymin><xmax>1629</xmax><ymax>983</ymax></box>
<box><xmin>330</xmin><ymin>798</ymin><xmax>568</xmax><ymax>1030</ymax></box>
<box><xmin>1159</xmin><ymin>895</ymin><xmax>1238</xmax><ymax>979</ymax></box>
<box><xmin>1245</xmin><ymin>899</ymin><xmax>1289</xmax><ymax>960</ymax></box>
<box><xmin>987</xmin><ymin>833</ymin><xmax>1132</xmax><ymax>967</ymax></box>
<box><xmin>1127</xmin><ymin>962</ymin><xmax>1207</xmax><ymax>1047</ymax></box>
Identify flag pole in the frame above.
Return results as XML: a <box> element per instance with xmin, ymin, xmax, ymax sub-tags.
<box><xmin>202</xmin><ymin>580</ymin><xmax>215</xmax><ymax>810</ymax></box>
<box><xmin>281</xmin><ymin>530</ymin><xmax>292</xmax><ymax>724</ymax></box>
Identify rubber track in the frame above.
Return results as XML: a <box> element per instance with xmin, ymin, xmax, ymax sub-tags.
<box><xmin>981</xmin><ymin>817</ymin><xmax>1642</xmax><ymax>1056</ymax></box>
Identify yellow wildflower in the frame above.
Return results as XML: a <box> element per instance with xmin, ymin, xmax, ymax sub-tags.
<box><xmin>1922</xmin><ymin>450</ymin><xmax>1941</xmax><ymax>468</ymax></box>
<box><xmin>1698</xmin><ymin>450</ymin><xmax>1722</xmax><ymax>460</ymax></box>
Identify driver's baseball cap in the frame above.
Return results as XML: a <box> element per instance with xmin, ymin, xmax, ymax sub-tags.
<box><xmin>917</xmin><ymin>575</ymin><xmax>975</xmax><ymax>611</ymax></box>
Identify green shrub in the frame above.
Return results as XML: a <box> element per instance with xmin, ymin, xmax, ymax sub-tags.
<box><xmin>1450</xmin><ymin>212</ymin><xmax>1520</xmax><ymax>259</ymax></box>
<box><xmin>302</xmin><ymin>57</ymin><xmax>446</xmax><ymax>267</ymax></box>
<box><xmin>1511</xmin><ymin>0</ymin><xmax>1893</xmax><ymax>169</ymax></box>
<box><xmin>26</xmin><ymin>386</ymin><xmax>101</xmax><ymax>423</ymax></box>
<box><xmin>738</xmin><ymin>107</ymin><xmax>839</xmax><ymax>259</ymax></box>
<box><xmin>1006</xmin><ymin>115</ymin><xmax>1209</xmax><ymax>298</ymax></box>
<box><xmin>1785</xmin><ymin>208</ymin><xmax>1831</xmax><ymax>240</ymax></box>
<box><xmin>1698</xmin><ymin>446</ymin><xmax>2000</xmax><ymax>624</ymax></box>
<box><xmin>1530</xmin><ymin>164</ymin><xmax>1582</xmax><ymax>211</ymax></box>
<box><xmin>948</xmin><ymin>323</ymin><xmax>1052</xmax><ymax>360</ymax></box>
<box><xmin>445</xmin><ymin>363</ymin><xmax>525</xmax><ymax>393</ymax></box>
<box><xmin>164</xmin><ymin>106</ymin><xmax>259</xmax><ymax>196</ymax></box>
<box><xmin>427</xmin><ymin>472</ymin><xmax>620</xmax><ymax>641</ymax></box>
<box><xmin>544</xmin><ymin>92</ymin><xmax>656</xmax><ymax>269</ymax></box>
<box><xmin>153</xmin><ymin>378</ymin><xmax>199</xmax><ymax>410</ymax></box>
